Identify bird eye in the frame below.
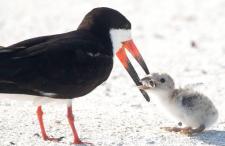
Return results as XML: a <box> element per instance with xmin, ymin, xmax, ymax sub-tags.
<box><xmin>160</xmin><ymin>78</ymin><xmax>165</xmax><ymax>83</ymax></box>
<box><xmin>124</xmin><ymin>23</ymin><xmax>130</xmax><ymax>29</ymax></box>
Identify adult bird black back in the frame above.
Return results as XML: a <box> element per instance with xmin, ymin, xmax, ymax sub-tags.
<box><xmin>0</xmin><ymin>7</ymin><xmax>149</xmax><ymax>144</ymax></box>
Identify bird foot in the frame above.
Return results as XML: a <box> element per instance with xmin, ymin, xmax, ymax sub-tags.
<box><xmin>72</xmin><ymin>140</ymin><xmax>94</xmax><ymax>146</ymax></box>
<box><xmin>161</xmin><ymin>125</ymin><xmax>205</xmax><ymax>136</ymax></box>
<box><xmin>160</xmin><ymin>126</ymin><xmax>193</xmax><ymax>136</ymax></box>
<box><xmin>179</xmin><ymin>127</ymin><xmax>193</xmax><ymax>136</ymax></box>
<box><xmin>180</xmin><ymin>125</ymin><xmax>205</xmax><ymax>136</ymax></box>
<box><xmin>43</xmin><ymin>136</ymin><xmax>64</xmax><ymax>142</ymax></box>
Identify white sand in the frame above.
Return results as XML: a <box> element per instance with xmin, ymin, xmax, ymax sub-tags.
<box><xmin>0</xmin><ymin>0</ymin><xmax>225</xmax><ymax>145</ymax></box>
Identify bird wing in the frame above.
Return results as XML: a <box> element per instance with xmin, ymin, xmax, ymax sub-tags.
<box><xmin>181</xmin><ymin>94</ymin><xmax>199</xmax><ymax>108</ymax></box>
<box><xmin>0</xmin><ymin>33</ymin><xmax>58</xmax><ymax>60</ymax></box>
<box><xmin>0</xmin><ymin>32</ymin><xmax>112</xmax><ymax>97</ymax></box>
<box><xmin>9</xmin><ymin>32</ymin><xmax>63</xmax><ymax>48</ymax></box>
<box><xmin>175</xmin><ymin>90</ymin><xmax>205</xmax><ymax>112</ymax></box>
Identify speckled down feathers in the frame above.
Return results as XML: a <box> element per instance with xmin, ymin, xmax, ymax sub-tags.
<box><xmin>171</xmin><ymin>88</ymin><xmax>218</xmax><ymax>128</ymax></box>
<box><xmin>140</xmin><ymin>73</ymin><xmax>218</xmax><ymax>129</ymax></box>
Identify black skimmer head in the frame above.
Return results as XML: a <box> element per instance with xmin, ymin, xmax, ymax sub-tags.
<box><xmin>78</xmin><ymin>7</ymin><xmax>150</xmax><ymax>101</ymax></box>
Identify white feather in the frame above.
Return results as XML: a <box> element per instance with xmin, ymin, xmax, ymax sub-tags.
<box><xmin>0</xmin><ymin>93</ymin><xmax>71</xmax><ymax>106</ymax></box>
<box><xmin>109</xmin><ymin>29</ymin><xmax>132</xmax><ymax>54</ymax></box>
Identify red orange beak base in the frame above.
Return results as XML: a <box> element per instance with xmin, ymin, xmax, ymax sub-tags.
<box><xmin>116</xmin><ymin>39</ymin><xmax>150</xmax><ymax>102</ymax></box>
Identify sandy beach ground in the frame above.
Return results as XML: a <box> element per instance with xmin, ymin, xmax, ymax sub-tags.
<box><xmin>0</xmin><ymin>0</ymin><xmax>225</xmax><ymax>145</ymax></box>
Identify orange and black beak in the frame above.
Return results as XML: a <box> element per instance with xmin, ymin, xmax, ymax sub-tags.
<box><xmin>116</xmin><ymin>39</ymin><xmax>150</xmax><ymax>102</ymax></box>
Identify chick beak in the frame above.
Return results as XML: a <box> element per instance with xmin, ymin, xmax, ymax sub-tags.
<box><xmin>116</xmin><ymin>39</ymin><xmax>150</xmax><ymax>102</ymax></box>
<box><xmin>138</xmin><ymin>80</ymin><xmax>156</xmax><ymax>90</ymax></box>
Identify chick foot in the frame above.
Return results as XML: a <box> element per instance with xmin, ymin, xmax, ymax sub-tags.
<box><xmin>161</xmin><ymin>125</ymin><xmax>205</xmax><ymax>136</ymax></box>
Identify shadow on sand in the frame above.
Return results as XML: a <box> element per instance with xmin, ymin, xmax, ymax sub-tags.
<box><xmin>192</xmin><ymin>130</ymin><xmax>225</xmax><ymax>146</ymax></box>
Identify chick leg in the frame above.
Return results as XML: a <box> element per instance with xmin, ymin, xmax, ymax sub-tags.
<box><xmin>160</xmin><ymin>126</ymin><xmax>193</xmax><ymax>135</ymax></box>
<box><xmin>180</xmin><ymin>125</ymin><xmax>205</xmax><ymax>135</ymax></box>
<box><xmin>161</xmin><ymin>124</ymin><xmax>205</xmax><ymax>135</ymax></box>
<box><xmin>180</xmin><ymin>125</ymin><xmax>205</xmax><ymax>136</ymax></box>
<box><xmin>161</xmin><ymin>126</ymin><xmax>193</xmax><ymax>136</ymax></box>
<box><xmin>160</xmin><ymin>127</ymin><xmax>183</xmax><ymax>132</ymax></box>
<box><xmin>179</xmin><ymin>127</ymin><xmax>193</xmax><ymax>136</ymax></box>
<box><xmin>193</xmin><ymin>125</ymin><xmax>205</xmax><ymax>133</ymax></box>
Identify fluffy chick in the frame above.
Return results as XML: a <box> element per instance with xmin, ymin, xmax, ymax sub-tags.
<box><xmin>139</xmin><ymin>73</ymin><xmax>218</xmax><ymax>135</ymax></box>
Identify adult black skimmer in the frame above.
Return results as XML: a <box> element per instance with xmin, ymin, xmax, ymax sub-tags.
<box><xmin>0</xmin><ymin>7</ymin><xmax>149</xmax><ymax>144</ymax></box>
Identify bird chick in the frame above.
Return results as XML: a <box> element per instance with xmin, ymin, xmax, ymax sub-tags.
<box><xmin>139</xmin><ymin>73</ymin><xmax>218</xmax><ymax>135</ymax></box>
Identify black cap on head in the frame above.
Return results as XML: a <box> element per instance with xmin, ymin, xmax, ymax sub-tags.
<box><xmin>78</xmin><ymin>7</ymin><xmax>131</xmax><ymax>31</ymax></box>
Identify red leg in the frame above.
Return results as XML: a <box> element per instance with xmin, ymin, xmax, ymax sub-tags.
<box><xmin>67</xmin><ymin>106</ymin><xmax>94</xmax><ymax>145</ymax></box>
<box><xmin>67</xmin><ymin>106</ymin><xmax>83</xmax><ymax>144</ymax></box>
<box><xmin>36</xmin><ymin>106</ymin><xmax>60</xmax><ymax>142</ymax></box>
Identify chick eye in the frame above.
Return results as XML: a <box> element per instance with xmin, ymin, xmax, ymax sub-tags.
<box><xmin>160</xmin><ymin>78</ymin><xmax>165</xmax><ymax>83</ymax></box>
